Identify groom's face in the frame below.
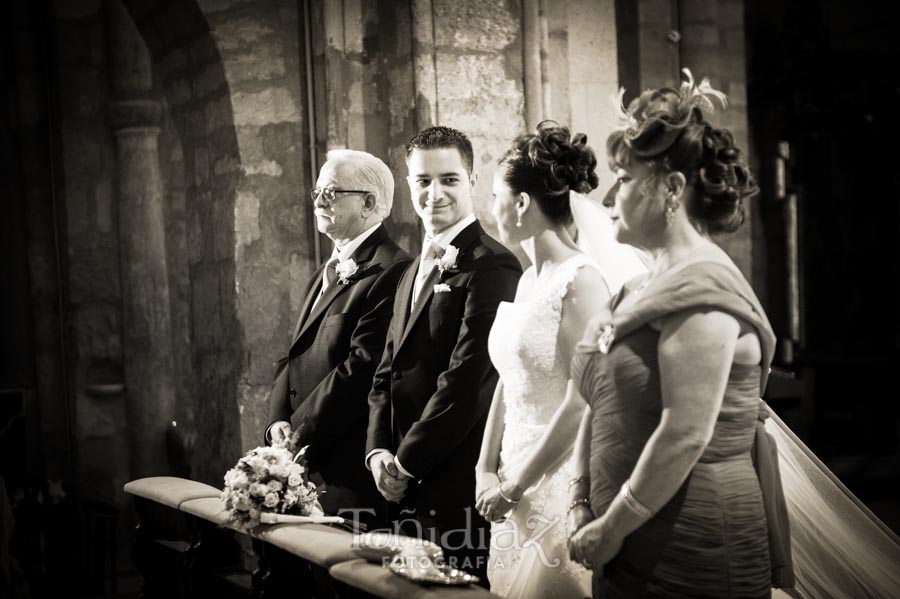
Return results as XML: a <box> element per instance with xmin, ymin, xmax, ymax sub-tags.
<box><xmin>406</xmin><ymin>148</ymin><xmax>476</xmax><ymax>236</ymax></box>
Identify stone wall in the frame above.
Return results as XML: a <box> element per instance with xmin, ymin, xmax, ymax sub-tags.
<box><xmin>208</xmin><ymin>0</ymin><xmax>318</xmax><ymax>456</ymax></box>
<box><xmin>124</xmin><ymin>0</ymin><xmax>243</xmax><ymax>484</ymax></box>
<box><xmin>425</xmin><ymin>0</ymin><xmax>526</xmax><ymax>233</ymax></box>
<box><xmin>123</xmin><ymin>0</ymin><xmax>320</xmax><ymax>479</ymax></box>
<box><xmin>677</xmin><ymin>0</ymin><xmax>753</xmax><ymax>277</ymax></box>
<box><xmin>158</xmin><ymin>102</ymin><xmax>194</xmax><ymax>452</ymax></box>
<box><xmin>310</xmin><ymin>0</ymin><xmax>420</xmax><ymax>252</ymax></box>
<box><xmin>310</xmin><ymin>0</ymin><xmax>619</xmax><ymax>248</ymax></box>
<box><xmin>616</xmin><ymin>0</ymin><xmax>753</xmax><ymax>278</ymax></box>
<box><xmin>542</xmin><ymin>0</ymin><xmax>620</xmax><ymax>194</ymax></box>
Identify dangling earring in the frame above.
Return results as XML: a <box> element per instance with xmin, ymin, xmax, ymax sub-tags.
<box><xmin>515</xmin><ymin>213</ymin><xmax>522</xmax><ymax>228</ymax></box>
<box><xmin>665</xmin><ymin>197</ymin><xmax>679</xmax><ymax>226</ymax></box>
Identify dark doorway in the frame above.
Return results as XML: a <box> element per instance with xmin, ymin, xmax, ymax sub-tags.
<box><xmin>747</xmin><ymin>0</ymin><xmax>900</xmax><ymax>528</ymax></box>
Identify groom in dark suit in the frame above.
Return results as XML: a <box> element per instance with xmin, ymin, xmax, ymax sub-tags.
<box><xmin>267</xmin><ymin>149</ymin><xmax>411</xmax><ymax>530</ymax></box>
<box><xmin>366</xmin><ymin>127</ymin><xmax>522</xmax><ymax>579</ymax></box>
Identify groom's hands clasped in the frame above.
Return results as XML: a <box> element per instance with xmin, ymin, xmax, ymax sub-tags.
<box><xmin>371</xmin><ymin>452</ymin><xmax>409</xmax><ymax>502</ymax></box>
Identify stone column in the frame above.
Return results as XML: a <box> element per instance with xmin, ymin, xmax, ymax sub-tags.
<box><xmin>411</xmin><ymin>0</ymin><xmax>438</xmax><ymax>129</ymax></box>
<box><xmin>107</xmin><ymin>0</ymin><xmax>176</xmax><ymax>478</ymax></box>
<box><xmin>521</xmin><ymin>0</ymin><xmax>545</xmax><ymax>130</ymax></box>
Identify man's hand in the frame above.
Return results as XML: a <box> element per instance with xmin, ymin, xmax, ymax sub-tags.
<box><xmin>371</xmin><ymin>452</ymin><xmax>409</xmax><ymax>502</ymax></box>
<box><xmin>269</xmin><ymin>421</ymin><xmax>292</xmax><ymax>445</ymax></box>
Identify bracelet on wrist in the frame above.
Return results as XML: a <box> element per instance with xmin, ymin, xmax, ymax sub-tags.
<box><xmin>619</xmin><ymin>480</ymin><xmax>654</xmax><ymax>518</ymax></box>
<box><xmin>497</xmin><ymin>484</ymin><xmax>520</xmax><ymax>504</ymax></box>
<box><xmin>567</xmin><ymin>497</ymin><xmax>591</xmax><ymax>514</ymax></box>
<box><xmin>568</xmin><ymin>476</ymin><xmax>589</xmax><ymax>489</ymax></box>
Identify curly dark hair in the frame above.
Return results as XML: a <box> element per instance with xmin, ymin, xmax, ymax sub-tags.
<box><xmin>607</xmin><ymin>84</ymin><xmax>758</xmax><ymax>234</ymax></box>
<box><xmin>500</xmin><ymin>121</ymin><xmax>599</xmax><ymax>227</ymax></box>
<box><xmin>405</xmin><ymin>126</ymin><xmax>474</xmax><ymax>175</ymax></box>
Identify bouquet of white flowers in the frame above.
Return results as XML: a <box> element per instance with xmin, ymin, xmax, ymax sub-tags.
<box><xmin>221</xmin><ymin>432</ymin><xmax>325</xmax><ymax>532</ymax></box>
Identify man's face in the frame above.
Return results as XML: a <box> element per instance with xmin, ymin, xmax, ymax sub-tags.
<box><xmin>312</xmin><ymin>162</ymin><xmax>370</xmax><ymax>245</ymax></box>
<box><xmin>406</xmin><ymin>148</ymin><xmax>476</xmax><ymax>235</ymax></box>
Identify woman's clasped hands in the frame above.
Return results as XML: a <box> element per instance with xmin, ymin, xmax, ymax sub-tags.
<box><xmin>568</xmin><ymin>514</ymin><xmax>624</xmax><ymax>572</ymax></box>
<box><xmin>475</xmin><ymin>471</ymin><xmax>521</xmax><ymax>522</ymax></box>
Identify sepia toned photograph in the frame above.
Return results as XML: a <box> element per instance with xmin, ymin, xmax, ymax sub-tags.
<box><xmin>1</xmin><ymin>0</ymin><xmax>898</xmax><ymax>597</ymax></box>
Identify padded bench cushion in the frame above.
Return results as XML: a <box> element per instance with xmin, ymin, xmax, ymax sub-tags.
<box><xmin>180</xmin><ymin>498</ymin><xmax>359</xmax><ymax>568</ymax></box>
<box><xmin>329</xmin><ymin>559</ymin><xmax>499</xmax><ymax>599</ymax></box>
<box><xmin>179</xmin><ymin>496</ymin><xmax>232</xmax><ymax>527</ymax></box>
<box><xmin>124</xmin><ymin>476</ymin><xmax>222</xmax><ymax>509</ymax></box>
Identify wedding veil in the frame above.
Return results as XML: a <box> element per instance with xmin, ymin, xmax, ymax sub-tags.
<box><xmin>571</xmin><ymin>190</ymin><xmax>900</xmax><ymax>598</ymax></box>
<box><xmin>570</xmin><ymin>191</ymin><xmax>650</xmax><ymax>293</ymax></box>
<box><xmin>766</xmin><ymin>412</ymin><xmax>900</xmax><ymax>598</ymax></box>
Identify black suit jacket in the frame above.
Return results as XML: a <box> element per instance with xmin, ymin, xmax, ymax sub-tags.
<box><xmin>366</xmin><ymin>220</ymin><xmax>522</xmax><ymax>534</ymax></box>
<box><xmin>267</xmin><ymin>225</ymin><xmax>411</xmax><ymax>522</ymax></box>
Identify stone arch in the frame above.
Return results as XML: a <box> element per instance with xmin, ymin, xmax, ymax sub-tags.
<box><xmin>119</xmin><ymin>0</ymin><xmax>316</xmax><ymax>484</ymax></box>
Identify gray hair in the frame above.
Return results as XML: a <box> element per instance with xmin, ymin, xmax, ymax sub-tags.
<box><xmin>324</xmin><ymin>149</ymin><xmax>394</xmax><ymax>220</ymax></box>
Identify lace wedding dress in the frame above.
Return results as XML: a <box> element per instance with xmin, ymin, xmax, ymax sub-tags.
<box><xmin>486</xmin><ymin>254</ymin><xmax>599</xmax><ymax>599</ymax></box>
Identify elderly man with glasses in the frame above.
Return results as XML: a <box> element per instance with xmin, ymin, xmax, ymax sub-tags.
<box><xmin>266</xmin><ymin>149</ymin><xmax>411</xmax><ymax>530</ymax></box>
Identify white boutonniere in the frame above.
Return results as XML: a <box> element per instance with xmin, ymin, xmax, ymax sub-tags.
<box><xmin>335</xmin><ymin>258</ymin><xmax>359</xmax><ymax>285</ymax></box>
<box><xmin>433</xmin><ymin>283</ymin><xmax>451</xmax><ymax>294</ymax></box>
<box><xmin>435</xmin><ymin>244</ymin><xmax>459</xmax><ymax>274</ymax></box>
<box><xmin>597</xmin><ymin>324</ymin><xmax>615</xmax><ymax>354</ymax></box>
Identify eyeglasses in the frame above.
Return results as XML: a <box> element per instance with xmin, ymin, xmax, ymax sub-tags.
<box><xmin>310</xmin><ymin>186</ymin><xmax>370</xmax><ymax>206</ymax></box>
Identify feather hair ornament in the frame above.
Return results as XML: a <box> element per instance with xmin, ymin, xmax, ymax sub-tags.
<box><xmin>679</xmin><ymin>68</ymin><xmax>729</xmax><ymax>113</ymax></box>
<box><xmin>609</xmin><ymin>69</ymin><xmax>729</xmax><ymax>158</ymax></box>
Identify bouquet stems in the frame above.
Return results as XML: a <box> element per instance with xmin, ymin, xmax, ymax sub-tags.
<box><xmin>258</xmin><ymin>512</ymin><xmax>346</xmax><ymax>525</ymax></box>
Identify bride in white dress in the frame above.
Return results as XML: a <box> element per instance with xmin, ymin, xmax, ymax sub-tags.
<box><xmin>474</xmin><ymin>123</ymin><xmax>646</xmax><ymax>598</ymax></box>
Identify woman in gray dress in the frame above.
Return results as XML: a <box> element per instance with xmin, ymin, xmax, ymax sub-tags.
<box><xmin>567</xmin><ymin>70</ymin><xmax>781</xmax><ymax>598</ymax></box>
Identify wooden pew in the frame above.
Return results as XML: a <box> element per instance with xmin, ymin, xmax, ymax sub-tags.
<box><xmin>178</xmin><ymin>497</ymin><xmax>246</xmax><ymax>596</ymax></box>
<box><xmin>124</xmin><ymin>477</ymin><xmax>232</xmax><ymax>597</ymax></box>
<box><xmin>330</xmin><ymin>559</ymin><xmax>497</xmax><ymax>599</ymax></box>
<box><xmin>125</xmin><ymin>476</ymin><xmax>503</xmax><ymax>599</ymax></box>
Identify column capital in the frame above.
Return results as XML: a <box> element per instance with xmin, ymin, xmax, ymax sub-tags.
<box><xmin>110</xmin><ymin>98</ymin><xmax>162</xmax><ymax>130</ymax></box>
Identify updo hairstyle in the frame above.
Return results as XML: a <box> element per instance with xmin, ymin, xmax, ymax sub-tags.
<box><xmin>500</xmin><ymin>121</ymin><xmax>599</xmax><ymax>227</ymax></box>
<box><xmin>607</xmin><ymin>74</ymin><xmax>758</xmax><ymax>234</ymax></box>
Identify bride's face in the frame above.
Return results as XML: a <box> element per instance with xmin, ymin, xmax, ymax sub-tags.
<box><xmin>491</xmin><ymin>164</ymin><xmax>524</xmax><ymax>245</ymax></box>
